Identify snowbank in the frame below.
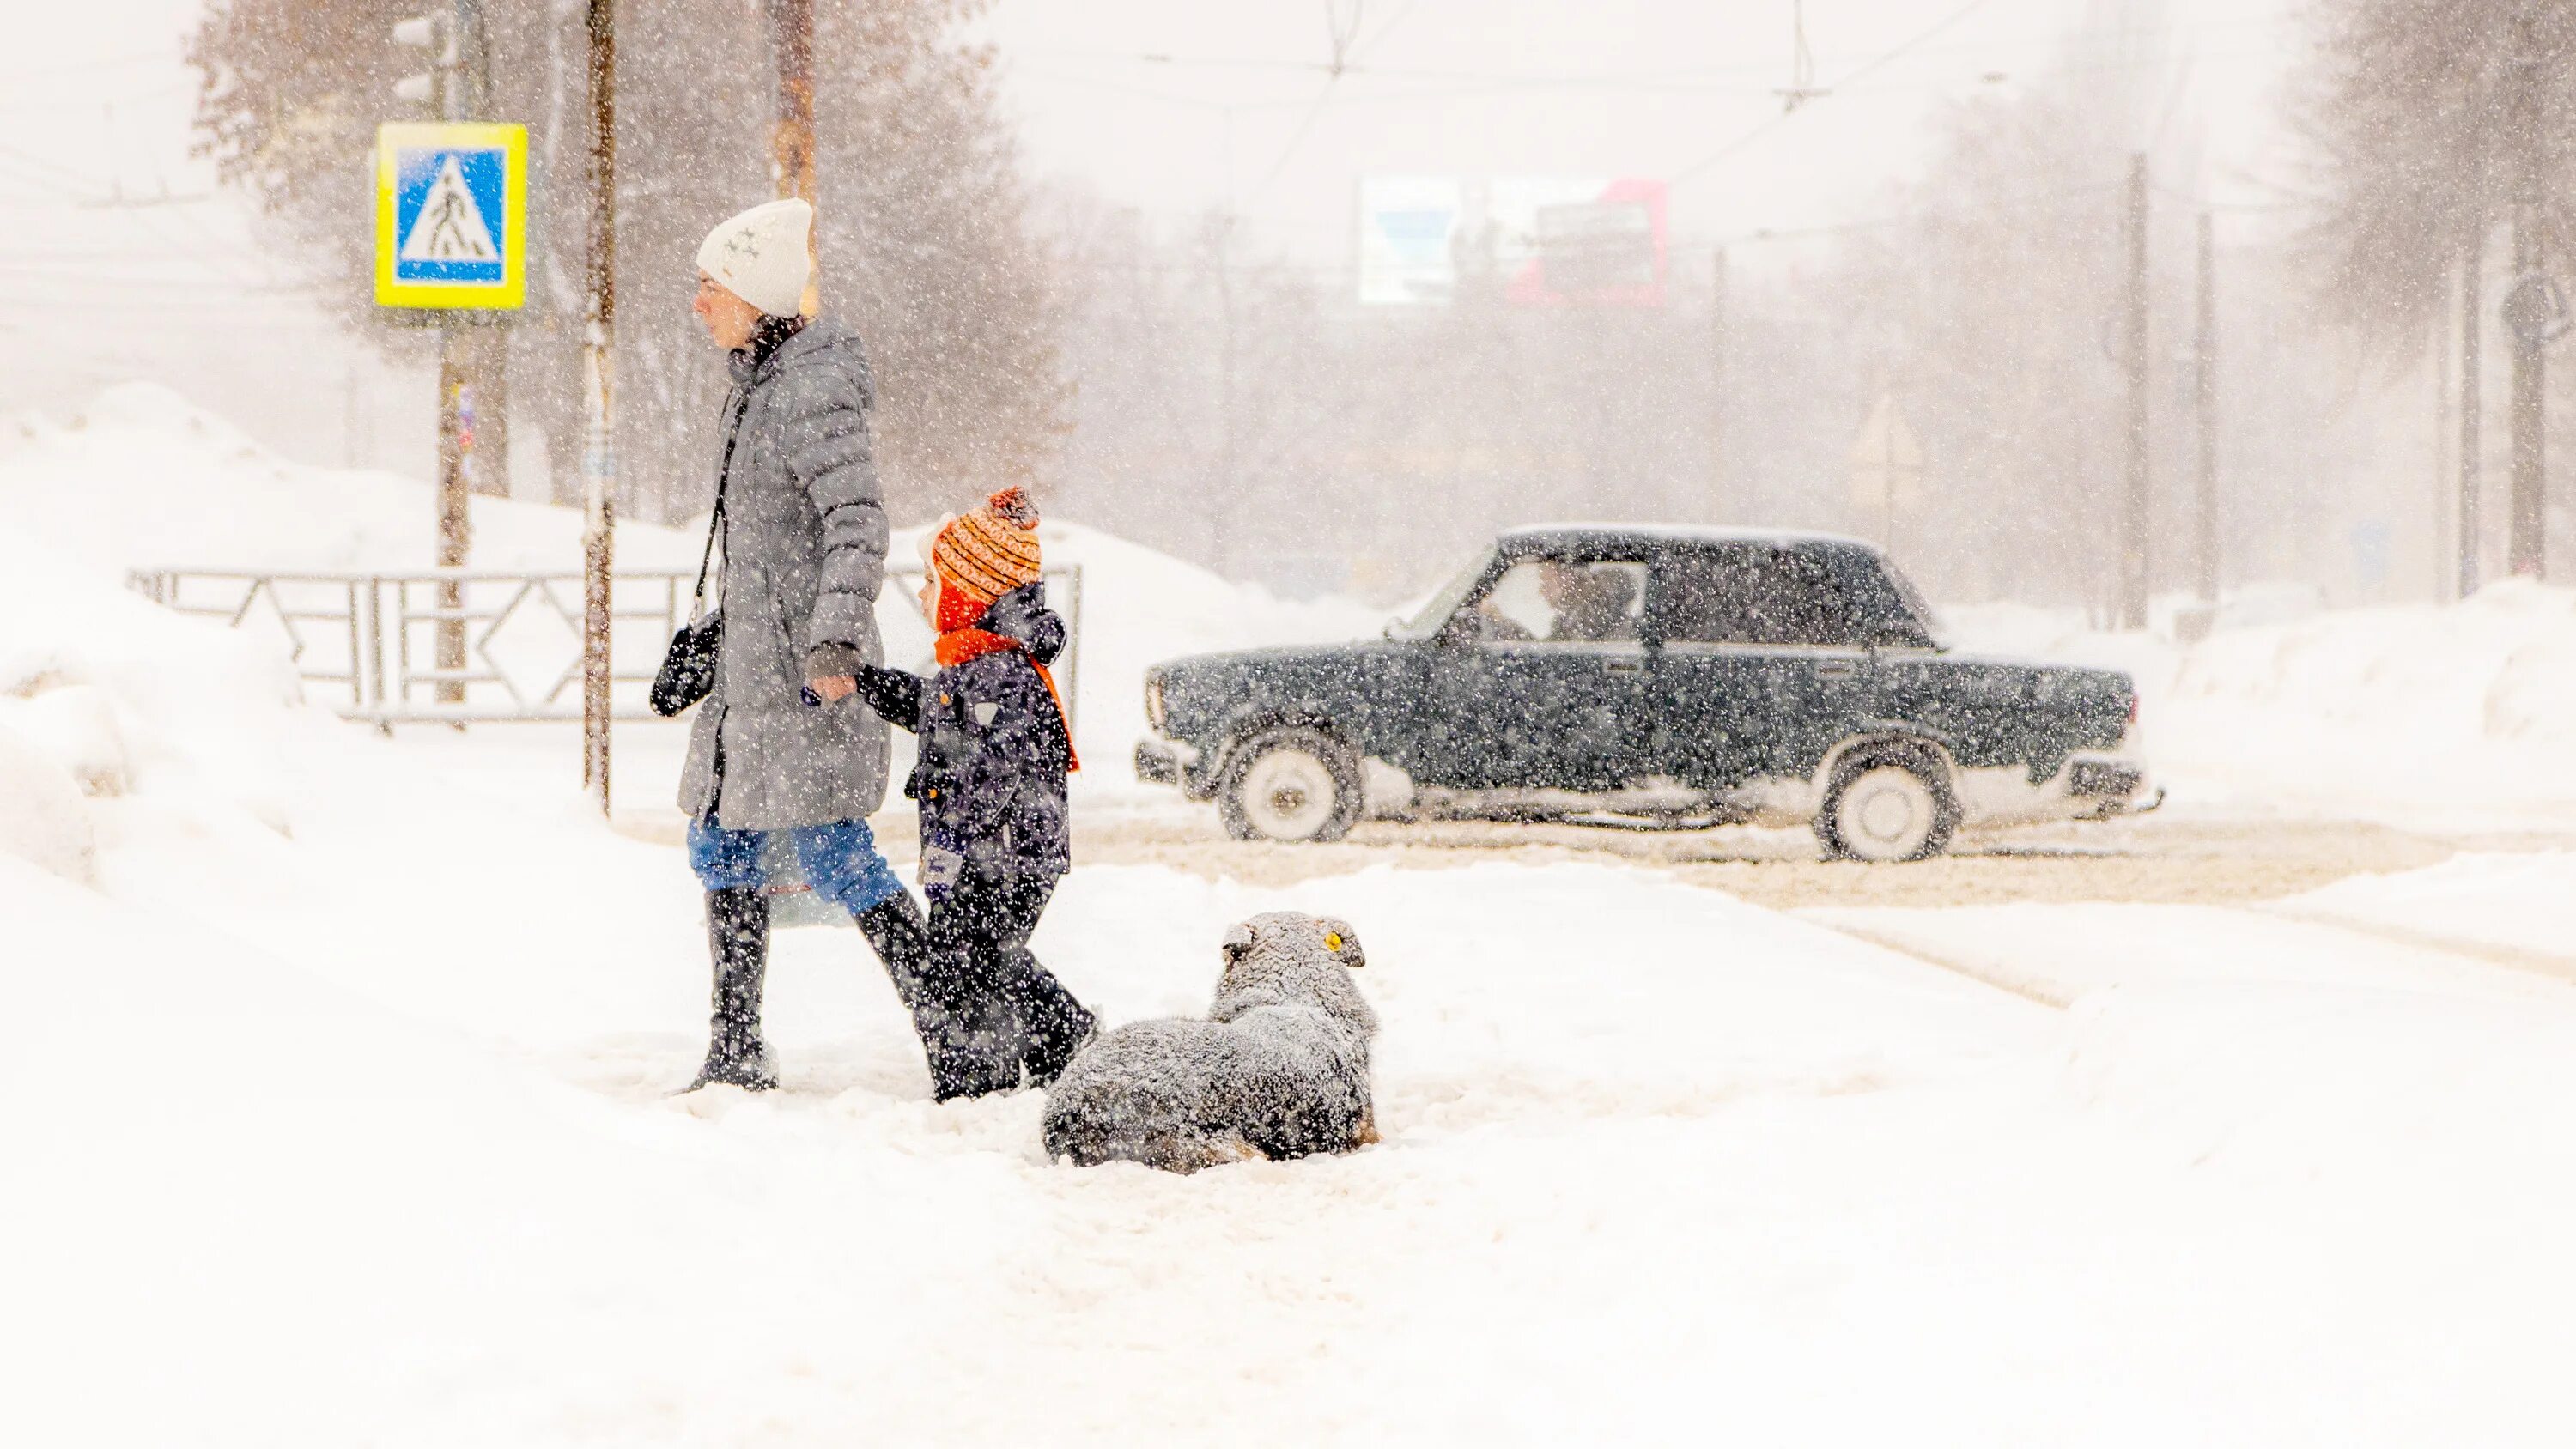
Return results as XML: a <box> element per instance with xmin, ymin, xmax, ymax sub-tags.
<box><xmin>0</xmin><ymin>381</ymin><xmax>706</xmax><ymax>576</ymax></box>
<box><xmin>0</xmin><ymin>515</ymin><xmax>308</xmax><ymax>849</ymax></box>
<box><xmin>0</xmin><ymin>724</ymin><xmax>93</xmax><ymax>882</ymax></box>
<box><xmin>0</xmin><ymin>385</ymin><xmax>1382</xmax><ymax>797</ymax></box>
<box><xmin>1947</xmin><ymin>581</ymin><xmax>2576</xmax><ymax>826</ymax></box>
<box><xmin>2286</xmin><ymin>849</ymin><xmax>2576</xmax><ymax>961</ymax></box>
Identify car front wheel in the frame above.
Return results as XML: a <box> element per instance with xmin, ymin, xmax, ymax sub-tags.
<box><xmin>1817</xmin><ymin>751</ymin><xmax>1959</xmax><ymax>863</ymax></box>
<box><xmin>1217</xmin><ymin>726</ymin><xmax>1364</xmax><ymax>843</ymax></box>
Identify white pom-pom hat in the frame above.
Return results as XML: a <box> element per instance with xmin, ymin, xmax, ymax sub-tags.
<box><xmin>695</xmin><ymin>197</ymin><xmax>813</xmax><ymax>317</ymax></box>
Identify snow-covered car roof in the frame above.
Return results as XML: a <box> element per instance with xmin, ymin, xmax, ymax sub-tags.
<box><xmin>1495</xmin><ymin>523</ymin><xmax>1881</xmax><ymax>555</ymax></box>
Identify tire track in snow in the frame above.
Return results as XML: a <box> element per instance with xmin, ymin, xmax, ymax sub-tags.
<box><xmin>1794</xmin><ymin>919</ymin><xmax>2075</xmax><ymax>1010</ymax></box>
<box><xmin>1798</xmin><ymin>902</ymin><xmax>2574</xmax><ymax>1011</ymax></box>
<box><xmin>2252</xmin><ymin>906</ymin><xmax>2576</xmax><ymax>990</ymax></box>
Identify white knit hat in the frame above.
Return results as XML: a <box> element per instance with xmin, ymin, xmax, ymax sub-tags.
<box><xmin>695</xmin><ymin>197</ymin><xmax>813</xmax><ymax>317</ymax></box>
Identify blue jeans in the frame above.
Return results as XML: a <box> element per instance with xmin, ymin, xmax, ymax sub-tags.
<box><xmin>686</xmin><ymin>816</ymin><xmax>907</xmax><ymax>916</ymax></box>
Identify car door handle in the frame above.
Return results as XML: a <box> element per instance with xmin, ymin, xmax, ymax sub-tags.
<box><xmin>1604</xmin><ymin>657</ymin><xmax>1644</xmax><ymax>675</ymax></box>
<box><xmin>1817</xmin><ymin>659</ymin><xmax>1858</xmax><ymax>679</ymax></box>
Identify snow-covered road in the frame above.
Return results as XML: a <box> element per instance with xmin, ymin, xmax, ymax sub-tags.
<box><xmin>15</xmin><ymin>690</ymin><xmax>2576</xmax><ymax>1443</ymax></box>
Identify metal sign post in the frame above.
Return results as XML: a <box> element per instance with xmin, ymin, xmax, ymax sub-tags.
<box><xmin>375</xmin><ymin>119</ymin><xmax>527</xmax><ymax>710</ymax></box>
<box><xmin>580</xmin><ymin>0</ymin><xmax>618</xmax><ymax>815</ymax></box>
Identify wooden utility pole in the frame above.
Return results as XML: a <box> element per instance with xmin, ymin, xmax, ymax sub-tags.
<box><xmin>1710</xmin><ymin>246</ymin><xmax>1728</xmax><ymax>520</ymax></box>
<box><xmin>2193</xmin><ymin>210</ymin><xmax>2219</xmax><ymax>604</ymax></box>
<box><xmin>2507</xmin><ymin>7</ymin><xmax>2548</xmax><ymax>579</ymax></box>
<box><xmin>767</xmin><ymin>0</ymin><xmax>819</xmax><ymax>314</ymax></box>
<box><xmin>2462</xmin><ymin>233</ymin><xmax>2485</xmax><ymax>597</ymax></box>
<box><xmin>2119</xmin><ymin>153</ymin><xmax>2151</xmax><ymax>630</ymax></box>
<box><xmin>580</xmin><ymin>0</ymin><xmax>617</xmax><ymax>813</ymax></box>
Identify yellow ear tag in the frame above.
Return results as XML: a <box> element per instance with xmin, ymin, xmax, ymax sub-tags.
<box><xmin>1325</xmin><ymin>932</ymin><xmax>1343</xmax><ymax>952</ymax></box>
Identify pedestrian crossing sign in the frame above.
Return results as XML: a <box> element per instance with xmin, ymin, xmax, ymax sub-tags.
<box><xmin>375</xmin><ymin>123</ymin><xmax>526</xmax><ymax>310</ymax></box>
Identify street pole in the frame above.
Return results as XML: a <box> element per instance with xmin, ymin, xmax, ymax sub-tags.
<box><xmin>455</xmin><ymin>0</ymin><xmax>509</xmax><ymax>498</ymax></box>
<box><xmin>2462</xmin><ymin>233</ymin><xmax>2485</xmax><ymax>597</ymax></box>
<box><xmin>433</xmin><ymin>10</ymin><xmax>471</xmax><ymax>706</ymax></box>
<box><xmin>1214</xmin><ymin>214</ymin><xmax>1238</xmax><ymax>577</ymax></box>
<box><xmin>766</xmin><ymin>0</ymin><xmax>819</xmax><ymax>314</ymax></box>
<box><xmin>2194</xmin><ymin>210</ymin><xmax>2218</xmax><ymax>605</ymax></box>
<box><xmin>2120</xmin><ymin>153</ymin><xmax>2151</xmax><ymax>631</ymax></box>
<box><xmin>1881</xmin><ymin>421</ymin><xmax>1899</xmax><ymax>554</ymax></box>
<box><xmin>2435</xmin><ymin>258</ymin><xmax>2454</xmax><ymax>601</ymax></box>
<box><xmin>580</xmin><ymin>0</ymin><xmax>617</xmax><ymax>814</ymax></box>
<box><xmin>2508</xmin><ymin>6</ymin><xmax>2548</xmax><ymax>579</ymax></box>
<box><xmin>1710</xmin><ymin>246</ymin><xmax>1728</xmax><ymax>521</ymax></box>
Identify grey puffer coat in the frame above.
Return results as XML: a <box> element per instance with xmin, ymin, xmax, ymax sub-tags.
<box><xmin>677</xmin><ymin>317</ymin><xmax>892</xmax><ymax>829</ymax></box>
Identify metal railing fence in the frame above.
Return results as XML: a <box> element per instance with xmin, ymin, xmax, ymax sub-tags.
<box><xmin>126</xmin><ymin>565</ymin><xmax>1082</xmax><ymax>728</ymax></box>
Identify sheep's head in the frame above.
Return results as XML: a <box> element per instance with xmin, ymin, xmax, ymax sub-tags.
<box><xmin>1211</xmin><ymin>912</ymin><xmax>1376</xmax><ymax>1034</ymax></box>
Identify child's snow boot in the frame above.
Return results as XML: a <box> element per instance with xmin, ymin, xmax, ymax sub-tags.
<box><xmin>1009</xmin><ymin>957</ymin><xmax>1096</xmax><ymax>1088</ymax></box>
<box><xmin>856</xmin><ymin>893</ymin><xmax>1021</xmax><ymax>1100</ymax></box>
<box><xmin>687</xmin><ymin>887</ymin><xmax>779</xmax><ymax>1092</ymax></box>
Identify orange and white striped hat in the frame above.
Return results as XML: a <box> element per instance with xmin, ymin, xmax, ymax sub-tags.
<box><xmin>927</xmin><ymin>486</ymin><xmax>1042</xmax><ymax>608</ymax></box>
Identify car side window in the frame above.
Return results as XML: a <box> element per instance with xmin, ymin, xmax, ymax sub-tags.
<box><xmin>1467</xmin><ymin>560</ymin><xmax>1647</xmax><ymax>645</ymax></box>
<box><xmin>1658</xmin><ymin>548</ymin><xmax>1865</xmax><ymax>647</ymax></box>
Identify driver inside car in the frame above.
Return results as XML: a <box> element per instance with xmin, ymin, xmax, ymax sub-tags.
<box><xmin>1545</xmin><ymin>564</ymin><xmax>1637</xmax><ymax>642</ymax></box>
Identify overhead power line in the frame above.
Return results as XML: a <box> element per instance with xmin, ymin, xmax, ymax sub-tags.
<box><xmin>1669</xmin><ymin>0</ymin><xmax>2007</xmax><ymax>190</ymax></box>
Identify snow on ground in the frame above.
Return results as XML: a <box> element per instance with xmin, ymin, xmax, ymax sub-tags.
<box><xmin>7</xmin><ymin>551</ymin><xmax>2576</xmax><ymax>1443</ymax></box>
<box><xmin>1946</xmin><ymin>583</ymin><xmax>2576</xmax><ymax>830</ymax></box>
<box><xmin>2284</xmin><ymin>849</ymin><xmax>2576</xmax><ymax>961</ymax></box>
<box><xmin>16</xmin><ymin>388</ymin><xmax>2576</xmax><ymax>1440</ymax></box>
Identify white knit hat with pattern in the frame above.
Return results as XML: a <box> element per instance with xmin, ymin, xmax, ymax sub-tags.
<box><xmin>695</xmin><ymin>197</ymin><xmax>812</xmax><ymax>317</ymax></box>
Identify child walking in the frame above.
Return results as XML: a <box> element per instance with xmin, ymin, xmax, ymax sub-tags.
<box><xmin>845</xmin><ymin>487</ymin><xmax>1095</xmax><ymax>1099</ymax></box>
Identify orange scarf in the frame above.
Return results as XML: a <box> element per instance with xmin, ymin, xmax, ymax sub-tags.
<box><xmin>933</xmin><ymin>627</ymin><xmax>1079</xmax><ymax>773</ymax></box>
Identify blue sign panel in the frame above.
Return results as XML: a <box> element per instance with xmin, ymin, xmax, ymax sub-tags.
<box><xmin>375</xmin><ymin>123</ymin><xmax>526</xmax><ymax>310</ymax></box>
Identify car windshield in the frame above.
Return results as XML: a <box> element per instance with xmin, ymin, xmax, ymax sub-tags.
<box><xmin>1392</xmin><ymin>548</ymin><xmax>1496</xmax><ymax>640</ymax></box>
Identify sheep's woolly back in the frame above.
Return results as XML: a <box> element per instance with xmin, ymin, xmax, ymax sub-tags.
<box><xmin>1042</xmin><ymin>912</ymin><xmax>1378</xmax><ymax>1173</ymax></box>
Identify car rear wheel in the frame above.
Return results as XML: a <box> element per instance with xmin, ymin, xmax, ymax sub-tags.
<box><xmin>1218</xmin><ymin>727</ymin><xmax>1364</xmax><ymax>843</ymax></box>
<box><xmin>1817</xmin><ymin>751</ymin><xmax>1959</xmax><ymax>863</ymax></box>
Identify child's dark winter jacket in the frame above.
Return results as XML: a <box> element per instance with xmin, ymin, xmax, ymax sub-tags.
<box><xmin>850</xmin><ymin>582</ymin><xmax>1073</xmax><ymax>886</ymax></box>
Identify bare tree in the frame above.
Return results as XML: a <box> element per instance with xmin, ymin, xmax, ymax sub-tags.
<box><xmin>188</xmin><ymin>0</ymin><xmax>1064</xmax><ymax>523</ymax></box>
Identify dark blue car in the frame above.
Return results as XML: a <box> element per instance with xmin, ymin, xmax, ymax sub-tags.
<box><xmin>1136</xmin><ymin>525</ymin><xmax>2154</xmax><ymax>861</ymax></box>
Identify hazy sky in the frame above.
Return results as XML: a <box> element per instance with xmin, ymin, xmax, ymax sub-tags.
<box><xmin>3</xmin><ymin>0</ymin><xmax>2303</xmax><ymax>473</ymax></box>
<box><xmin>975</xmin><ymin>0</ymin><xmax>2304</xmax><ymax>263</ymax></box>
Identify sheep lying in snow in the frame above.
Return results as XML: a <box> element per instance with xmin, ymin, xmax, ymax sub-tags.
<box><xmin>1042</xmin><ymin>912</ymin><xmax>1378</xmax><ymax>1173</ymax></box>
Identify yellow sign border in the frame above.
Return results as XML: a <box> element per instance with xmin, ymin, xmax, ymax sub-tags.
<box><xmin>375</xmin><ymin>122</ymin><xmax>527</xmax><ymax>311</ymax></box>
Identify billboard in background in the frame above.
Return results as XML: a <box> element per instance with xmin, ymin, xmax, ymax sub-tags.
<box><xmin>1357</xmin><ymin>176</ymin><xmax>1465</xmax><ymax>306</ymax></box>
<box><xmin>1358</xmin><ymin>176</ymin><xmax>1667</xmax><ymax>309</ymax></box>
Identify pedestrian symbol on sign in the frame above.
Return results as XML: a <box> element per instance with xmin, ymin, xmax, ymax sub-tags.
<box><xmin>375</xmin><ymin>122</ymin><xmax>526</xmax><ymax>311</ymax></box>
<box><xmin>398</xmin><ymin>155</ymin><xmax>501</xmax><ymax>266</ymax></box>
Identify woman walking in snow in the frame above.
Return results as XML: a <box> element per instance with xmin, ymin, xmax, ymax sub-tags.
<box><xmin>671</xmin><ymin>197</ymin><xmax>946</xmax><ymax>1093</ymax></box>
<box><xmin>839</xmin><ymin>488</ymin><xmax>1097</xmax><ymax>1099</ymax></box>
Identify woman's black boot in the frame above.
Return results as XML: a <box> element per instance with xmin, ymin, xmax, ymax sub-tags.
<box><xmin>686</xmin><ymin>888</ymin><xmax>779</xmax><ymax>1091</ymax></box>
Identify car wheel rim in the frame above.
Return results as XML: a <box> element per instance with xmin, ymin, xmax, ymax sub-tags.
<box><xmin>1838</xmin><ymin>767</ymin><xmax>1935</xmax><ymax>860</ymax></box>
<box><xmin>1240</xmin><ymin>749</ymin><xmax>1338</xmax><ymax>840</ymax></box>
